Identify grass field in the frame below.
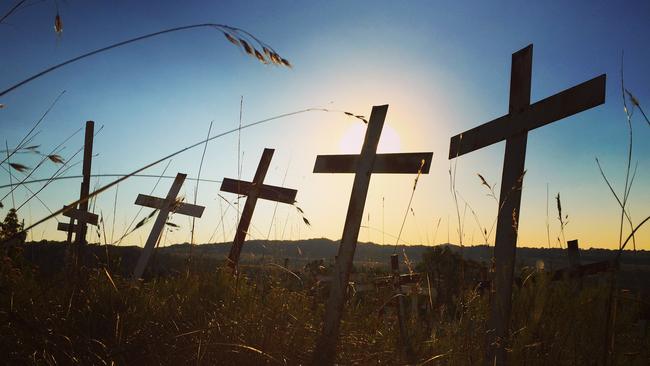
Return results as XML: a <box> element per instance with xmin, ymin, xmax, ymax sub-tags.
<box><xmin>1</xmin><ymin>243</ymin><xmax>649</xmax><ymax>365</ymax></box>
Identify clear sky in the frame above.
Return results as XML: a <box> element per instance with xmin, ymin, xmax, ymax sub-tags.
<box><xmin>1</xmin><ymin>0</ymin><xmax>649</xmax><ymax>250</ymax></box>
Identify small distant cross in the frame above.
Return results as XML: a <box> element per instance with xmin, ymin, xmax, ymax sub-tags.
<box><xmin>220</xmin><ymin>148</ymin><xmax>297</xmax><ymax>272</ymax></box>
<box><xmin>132</xmin><ymin>173</ymin><xmax>205</xmax><ymax>280</ymax></box>
<box><xmin>448</xmin><ymin>44</ymin><xmax>606</xmax><ymax>365</ymax></box>
<box><xmin>312</xmin><ymin>104</ymin><xmax>433</xmax><ymax>365</ymax></box>
<box><xmin>57</xmin><ymin>205</ymin><xmax>98</xmax><ymax>237</ymax></box>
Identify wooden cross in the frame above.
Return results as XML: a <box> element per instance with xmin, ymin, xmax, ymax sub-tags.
<box><xmin>551</xmin><ymin>240</ymin><xmax>615</xmax><ymax>281</ymax></box>
<box><xmin>132</xmin><ymin>173</ymin><xmax>205</xmax><ymax>279</ymax></box>
<box><xmin>220</xmin><ymin>148</ymin><xmax>297</xmax><ymax>272</ymax></box>
<box><xmin>57</xmin><ymin>205</ymin><xmax>98</xmax><ymax>236</ymax></box>
<box><xmin>312</xmin><ymin>104</ymin><xmax>433</xmax><ymax>365</ymax></box>
<box><xmin>59</xmin><ymin>121</ymin><xmax>95</xmax><ymax>245</ymax></box>
<box><xmin>448</xmin><ymin>44</ymin><xmax>606</xmax><ymax>365</ymax></box>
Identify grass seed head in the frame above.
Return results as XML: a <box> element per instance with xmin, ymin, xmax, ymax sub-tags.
<box><xmin>239</xmin><ymin>39</ymin><xmax>254</xmax><ymax>55</ymax></box>
<box><xmin>9</xmin><ymin>163</ymin><xmax>30</xmax><ymax>172</ymax></box>
<box><xmin>280</xmin><ymin>58</ymin><xmax>292</xmax><ymax>68</ymax></box>
<box><xmin>477</xmin><ymin>173</ymin><xmax>491</xmax><ymax>189</ymax></box>
<box><xmin>254</xmin><ymin>49</ymin><xmax>266</xmax><ymax>63</ymax></box>
<box><xmin>223</xmin><ymin>32</ymin><xmax>240</xmax><ymax>46</ymax></box>
<box><xmin>54</xmin><ymin>12</ymin><xmax>63</xmax><ymax>36</ymax></box>
<box><xmin>47</xmin><ymin>154</ymin><xmax>64</xmax><ymax>164</ymax></box>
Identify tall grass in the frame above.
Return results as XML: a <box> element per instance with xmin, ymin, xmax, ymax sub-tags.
<box><xmin>2</xmin><ymin>244</ymin><xmax>648</xmax><ymax>365</ymax></box>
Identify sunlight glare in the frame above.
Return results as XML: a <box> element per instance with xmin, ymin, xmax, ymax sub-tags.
<box><xmin>338</xmin><ymin>123</ymin><xmax>401</xmax><ymax>154</ymax></box>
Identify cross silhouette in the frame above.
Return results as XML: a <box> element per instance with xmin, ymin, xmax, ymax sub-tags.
<box><xmin>132</xmin><ymin>173</ymin><xmax>205</xmax><ymax>279</ymax></box>
<box><xmin>448</xmin><ymin>44</ymin><xmax>606</xmax><ymax>365</ymax></box>
<box><xmin>220</xmin><ymin>148</ymin><xmax>297</xmax><ymax>272</ymax></box>
<box><xmin>312</xmin><ymin>104</ymin><xmax>433</xmax><ymax>365</ymax></box>
<box><xmin>57</xmin><ymin>205</ymin><xmax>98</xmax><ymax>236</ymax></box>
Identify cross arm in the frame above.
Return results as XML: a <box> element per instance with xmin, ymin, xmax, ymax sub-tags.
<box><xmin>134</xmin><ymin>194</ymin><xmax>205</xmax><ymax>218</ymax></box>
<box><xmin>57</xmin><ymin>222</ymin><xmax>78</xmax><ymax>232</ymax></box>
<box><xmin>220</xmin><ymin>178</ymin><xmax>297</xmax><ymax>204</ymax></box>
<box><xmin>62</xmin><ymin>205</ymin><xmax>99</xmax><ymax>225</ymax></box>
<box><xmin>449</xmin><ymin>74</ymin><xmax>606</xmax><ymax>159</ymax></box>
<box><xmin>313</xmin><ymin>152</ymin><xmax>433</xmax><ymax>174</ymax></box>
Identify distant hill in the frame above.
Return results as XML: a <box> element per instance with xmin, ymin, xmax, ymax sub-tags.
<box><xmin>164</xmin><ymin>238</ymin><xmax>649</xmax><ymax>269</ymax></box>
<box><xmin>13</xmin><ymin>239</ymin><xmax>650</xmax><ymax>291</ymax></box>
<box><xmin>21</xmin><ymin>238</ymin><xmax>648</xmax><ymax>270</ymax></box>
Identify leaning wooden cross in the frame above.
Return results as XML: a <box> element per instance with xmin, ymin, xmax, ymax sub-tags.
<box><xmin>58</xmin><ymin>120</ymin><xmax>96</xmax><ymax>246</ymax></box>
<box><xmin>132</xmin><ymin>173</ymin><xmax>205</xmax><ymax>279</ymax></box>
<box><xmin>220</xmin><ymin>148</ymin><xmax>297</xmax><ymax>272</ymax></box>
<box><xmin>448</xmin><ymin>44</ymin><xmax>606</xmax><ymax>365</ymax></box>
<box><xmin>311</xmin><ymin>104</ymin><xmax>433</xmax><ymax>365</ymax></box>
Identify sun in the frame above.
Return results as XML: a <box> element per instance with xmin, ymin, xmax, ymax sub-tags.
<box><xmin>338</xmin><ymin>123</ymin><xmax>401</xmax><ymax>154</ymax></box>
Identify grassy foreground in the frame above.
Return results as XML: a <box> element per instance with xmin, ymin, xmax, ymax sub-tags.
<box><xmin>1</xmin><ymin>246</ymin><xmax>649</xmax><ymax>365</ymax></box>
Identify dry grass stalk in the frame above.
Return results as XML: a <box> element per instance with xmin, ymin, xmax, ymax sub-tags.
<box><xmin>0</xmin><ymin>24</ymin><xmax>291</xmax><ymax>98</ymax></box>
<box><xmin>555</xmin><ymin>193</ymin><xmax>568</xmax><ymax>247</ymax></box>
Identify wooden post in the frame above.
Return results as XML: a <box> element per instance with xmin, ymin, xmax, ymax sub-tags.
<box><xmin>220</xmin><ymin>148</ymin><xmax>298</xmax><ymax>273</ymax></box>
<box><xmin>489</xmin><ymin>46</ymin><xmax>532</xmax><ymax>366</ymax></box>
<box><xmin>75</xmin><ymin>120</ymin><xmax>95</xmax><ymax>245</ymax></box>
<box><xmin>312</xmin><ymin>105</ymin><xmax>433</xmax><ymax>365</ymax></box>
<box><xmin>391</xmin><ymin>254</ymin><xmax>415</xmax><ymax>363</ymax></box>
<box><xmin>132</xmin><ymin>173</ymin><xmax>205</xmax><ymax>280</ymax></box>
<box><xmin>448</xmin><ymin>44</ymin><xmax>606</xmax><ymax>366</ymax></box>
<box><xmin>567</xmin><ymin>239</ymin><xmax>581</xmax><ymax>270</ymax></box>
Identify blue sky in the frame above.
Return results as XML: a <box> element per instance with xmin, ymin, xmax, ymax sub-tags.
<box><xmin>1</xmin><ymin>0</ymin><xmax>649</xmax><ymax>249</ymax></box>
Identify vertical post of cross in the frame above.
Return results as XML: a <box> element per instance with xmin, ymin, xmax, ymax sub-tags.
<box><xmin>66</xmin><ymin>121</ymin><xmax>95</xmax><ymax>244</ymax></box>
<box><xmin>64</xmin><ymin>120</ymin><xmax>94</xmax><ymax>267</ymax></box>
<box><xmin>313</xmin><ymin>105</ymin><xmax>386</xmax><ymax>364</ymax></box>
<box><xmin>76</xmin><ymin>120</ymin><xmax>95</xmax><ymax>245</ymax></box>
<box><xmin>489</xmin><ymin>45</ymin><xmax>532</xmax><ymax>364</ymax></box>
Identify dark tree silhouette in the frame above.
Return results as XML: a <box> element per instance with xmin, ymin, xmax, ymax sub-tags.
<box><xmin>0</xmin><ymin>209</ymin><xmax>27</xmax><ymax>245</ymax></box>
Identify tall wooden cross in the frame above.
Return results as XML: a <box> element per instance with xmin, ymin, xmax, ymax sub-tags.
<box><xmin>132</xmin><ymin>173</ymin><xmax>205</xmax><ymax>280</ymax></box>
<box><xmin>312</xmin><ymin>104</ymin><xmax>433</xmax><ymax>365</ymax></box>
<box><xmin>58</xmin><ymin>121</ymin><xmax>96</xmax><ymax>246</ymax></box>
<box><xmin>220</xmin><ymin>148</ymin><xmax>297</xmax><ymax>272</ymax></box>
<box><xmin>447</xmin><ymin>44</ymin><xmax>606</xmax><ymax>365</ymax></box>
